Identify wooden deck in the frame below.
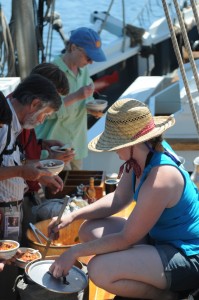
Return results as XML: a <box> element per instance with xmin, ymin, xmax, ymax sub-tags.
<box><xmin>167</xmin><ymin>138</ymin><xmax>199</xmax><ymax>151</ymax></box>
<box><xmin>86</xmin><ymin>201</ymin><xmax>136</xmax><ymax>300</ymax></box>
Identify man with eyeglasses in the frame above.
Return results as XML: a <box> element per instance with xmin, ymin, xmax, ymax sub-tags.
<box><xmin>35</xmin><ymin>27</ymin><xmax>106</xmax><ymax>171</ymax></box>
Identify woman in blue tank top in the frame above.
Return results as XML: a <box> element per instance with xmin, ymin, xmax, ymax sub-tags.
<box><xmin>48</xmin><ymin>98</ymin><xmax>199</xmax><ymax>300</ymax></box>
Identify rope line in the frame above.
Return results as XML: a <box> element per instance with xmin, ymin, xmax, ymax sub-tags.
<box><xmin>173</xmin><ymin>0</ymin><xmax>199</xmax><ymax>93</ymax></box>
<box><xmin>162</xmin><ymin>0</ymin><xmax>199</xmax><ymax>136</ymax></box>
<box><xmin>121</xmin><ymin>0</ymin><xmax>126</xmax><ymax>52</ymax></box>
<box><xmin>0</xmin><ymin>5</ymin><xmax>15</xmax><ymax>76</ymax></box>
<box><xmin>45</xmin><ymin>0</ymin><xmax>56</xmax><ymax>61</ymax></box>
<box><xmin>98</xmin><ymin>0</ymin><xmax>114</xmax><ymax>35</ymax></box>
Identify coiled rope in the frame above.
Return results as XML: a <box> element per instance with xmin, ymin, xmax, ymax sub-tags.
<box><xmin>162</xmin><ymin>0</ymin><xmax>199</xmax><ymax>136</ymax></box>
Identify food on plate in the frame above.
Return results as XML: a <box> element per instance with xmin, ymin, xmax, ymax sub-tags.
<box><xmin>43</xmin><ymin>161</ymin><xmax>56</xmax><ymax>167</ymax></box>
<box><xmin>0</xmin><ymin>242</ymin><xmax>16</xmax><ymax>250</ymax></box>
<box><xmin>39</xmin><ymin>159</ymin><xmax>64</xmax><ymax>175</ymax></box>
<box><xmin>17</xmin><ymin>250</ymin><xmax>39</xmax><ymax>262</ymax></box>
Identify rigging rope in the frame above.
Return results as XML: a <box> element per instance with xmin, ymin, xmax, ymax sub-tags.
<box><xmin>173</xmin><ymin>0</ymin><xmax>199</xmax><ymax>93</ymax></box>
<box><xmin>97</xmin><ymin>0</ymin><xmax>127</xmax><ymax>53</ymax></box>
<box><xmin>0</xmin><ymin>5</ymin><xmax>15</xmax><ymax>76</ymax></box>
<box><xmin>121</xmin><ymin>0</ymin><xmax>126</xmax><ymax>52</ymax></box>
<box><xmin>45</xmin><ymin>0</ymin><xmax>56</xmax><ymax>61</ymax></box>
<box><xmin>161</xmin><ymin>0</ymin><xmax>199</xmax><ymax>136</ymax></box>
<box><xmin>98</xmin><ymin>0</ymin><xmax>114</xmax><ymax>35</ymax></box>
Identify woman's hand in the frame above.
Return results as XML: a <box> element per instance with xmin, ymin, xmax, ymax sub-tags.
<box><xmin>48</xmin><ymin>214</ymin><xmax>73</xmax><ymax>239</ymax></box>
<box><xmin>49</xmin><ymin>248</ymin><xmax>76</xmax><ymax>278</ymax></box>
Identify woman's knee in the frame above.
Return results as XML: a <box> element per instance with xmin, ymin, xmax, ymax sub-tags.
<box><xmin>88</xmin><ymin>256</ymin><xmax>107</xmax><ymax>287</ymax></box>
<box><xmin>79</xmin><ymin>217</ymin><xmax>126</xmax><ymax>242</ymax></box>
<box><xmin>78</xmin><ymin>220</ymin><xmax>96</xmax><ymax>242</ymax></box>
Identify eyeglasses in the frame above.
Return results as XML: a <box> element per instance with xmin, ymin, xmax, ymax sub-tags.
<box><xmin>77</xmin><ymin>47</ymin><xmax>92</xmax><ymax>63</ymax></box>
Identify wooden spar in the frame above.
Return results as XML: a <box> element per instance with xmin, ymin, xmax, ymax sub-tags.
<box><xmin>11</xmin><ymin>0</ymin><xmax>38</xmax><ymax>79</ymax></box>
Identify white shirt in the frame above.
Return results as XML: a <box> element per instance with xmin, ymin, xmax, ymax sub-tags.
<box><xmin>0</xmin><ymin>99</ymin><xmax>27</xmax><ymax>202</ymax></box>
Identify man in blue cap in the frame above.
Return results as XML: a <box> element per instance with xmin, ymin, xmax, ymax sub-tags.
<box><xmin>69</xmin><ymin>27</ymin><xmax>106</xmax><ymax>62</ymax></box>
<box><xmin>35</xmin><ymin>27</ymin><xmax>106</xmax><ymax>170</ymax></box>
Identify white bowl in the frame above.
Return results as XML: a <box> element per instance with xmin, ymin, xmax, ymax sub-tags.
<box><xmin>0</xmin><ymin>240</ymin><xmax>20</xmax><ymax>260</ymax></box>
<box><xmin>16</xmin><ymin>247</ymin><xmax>42</xmax><ymax>269</ymax></box>
<box><xmin>39</xmin><ymin>159</ymin><xmax>64</xmax><ymax>175</ymax></box>
<box><xmin>86</xmin><ymin>99</ymin><xmax>108</xmax><ymax>112</ymax></box>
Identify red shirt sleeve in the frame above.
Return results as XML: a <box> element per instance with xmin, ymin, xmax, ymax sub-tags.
<box><xmin>18</xmin><ymin>129</ymin><xmax>42</xmax><ymax>192</ymax></box>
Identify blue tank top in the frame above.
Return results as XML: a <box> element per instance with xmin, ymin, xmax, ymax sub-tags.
<box><xmin>133</xmin><ymin>144</ymin><xmax>199</xmax><ymax>256</ymax></box>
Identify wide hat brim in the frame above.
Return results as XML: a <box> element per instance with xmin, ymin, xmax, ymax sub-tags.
<box><xmin>88</xmin><ymin>115</ymin><xmax>175</xmax><ymax>152</ymax></box>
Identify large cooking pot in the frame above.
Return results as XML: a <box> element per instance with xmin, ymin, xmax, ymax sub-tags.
<box><xmin>15</xmin><ymin>256</ymin><xmax>88</xmax><ymax>300</ymax></box>
<box><xmin>24</xmin><ymin>258</ymin><xmax>88</xmax><ymax>294</ymax></box>
<box><xmin>24</xmin><ymin>256</ymin><xmax>84</xmax><ymax>284</ymax></box>
<box><xmin>26</xmin><ymin>219</ymin><xmax>84</xmax><ymax>257</ymax></box>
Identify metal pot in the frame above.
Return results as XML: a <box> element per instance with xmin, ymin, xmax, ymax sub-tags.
<box><xmin>24</xmin><ymin>256</ymin><xmax>87</xmax><ymax>294</ymax></box>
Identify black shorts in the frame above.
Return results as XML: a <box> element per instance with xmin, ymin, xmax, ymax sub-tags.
<box><xmin>156</xmin><ymin>244</ymin><xmax>199</xmax><ymax>292</ymax></box>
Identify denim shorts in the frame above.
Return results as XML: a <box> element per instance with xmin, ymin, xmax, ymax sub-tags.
<box><xmin>155</xmin><ymin>244</ymin><xmax>199</xmax><ymax>292</ymax></box>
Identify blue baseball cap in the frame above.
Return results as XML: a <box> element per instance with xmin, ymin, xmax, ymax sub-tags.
<box><xmin>69</xmin><ymin>27</ymin><xmax>106</xmax><ymax>62</ymax></box>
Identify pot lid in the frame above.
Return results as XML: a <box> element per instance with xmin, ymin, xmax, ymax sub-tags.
<box><xmin>27</xmin><ymin>260</ymin><xmax>88</xmax><ymax>294</ymax></box>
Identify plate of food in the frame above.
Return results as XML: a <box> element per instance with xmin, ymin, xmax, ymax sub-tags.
<box><xmin>16</xmin><ymin>247</ymin><xmax>42</xmax><ymax>269</ymax></box>
<box><xmin>0</xmin><ymin>240</ymin><xmax>20</xmax><ymax>260</ymax></box>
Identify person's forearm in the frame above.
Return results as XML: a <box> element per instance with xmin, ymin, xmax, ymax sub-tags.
<box><xmin>72</xmin><ymin>231</ymin><xmax>129</xmax><ymax>259</ymax></box>
<box><xmin>0</xmin><ymin>164</ymin><xmax>49</xmax><ymax>181</ymax></box>
<box><xmin>0</xmin><ymin>166</ymin><xmax>24</xmax><ymax>180</ymax></box>
<box><xmin>62</xmin><ymin>91</ymin><xmax>82</xmax><ymax>107</ymax></box>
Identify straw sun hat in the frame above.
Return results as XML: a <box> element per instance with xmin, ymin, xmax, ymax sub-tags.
<box><xmin>88</xmin><ymin>98</ymin><xmax>175</xmax><ymax>152</ymax></box>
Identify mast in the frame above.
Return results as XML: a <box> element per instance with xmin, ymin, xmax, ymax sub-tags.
<box><xmin>10</xmin><ymin>0</ymin><xmax>38</xmax><ymax>79</ymax></box>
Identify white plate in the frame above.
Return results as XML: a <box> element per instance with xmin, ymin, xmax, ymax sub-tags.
<box><xmin>0</xmin><ymin>240</ymin><xmax>19</xmax><ymax>260</ymax></box>
<box><xmin>16</xmin><ymin>247</ymin><xmax>42</xmax><ymax>269</ymax></box>
<box><xmin>39</xmin><ymin>159</ymin><xmax>64</xmax><ymax>175</ymax></box>
<box><xmin>27</xmin><ymin>260</ymin><xmax>88</xmax><ymax>294</ymax></box>
<box><xmin>86</xmin><ymin>100</ymin><xmax>108</xmax><ymax>111</ymax></box>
